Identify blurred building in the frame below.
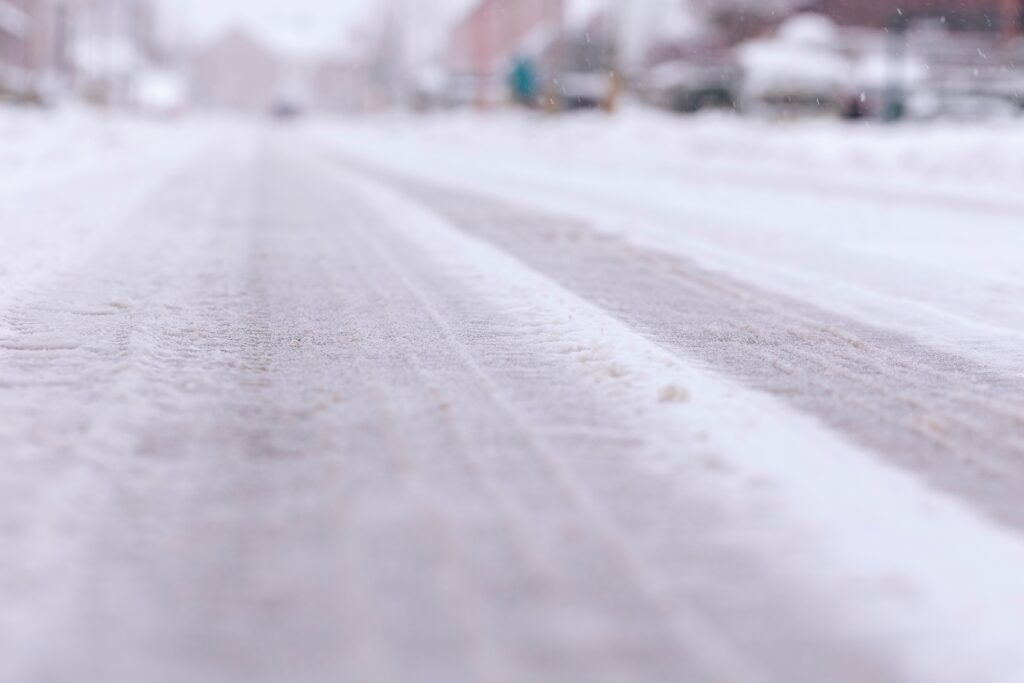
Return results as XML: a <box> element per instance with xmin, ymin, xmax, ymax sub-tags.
<box><xmin>0</xmin><ymin>1</ymin><xmax>34</xmax><ymax>95</ymax></box>
<box><xmin>735</xmin><ymin>5</ymin><xmax>1024</xmax><ymax>120</ymax></box>
<box><xmin>629</xmin><ymin>0</ymin><xmax>1024</xmax><ymax>121</ymax></box>
<box><xmin>0</xmin><ymin>0</ymin><xmax>70</xmax><ymax>99</ymax></box>
<box><xmin>0</xmin><ymin>0</ymin><xmax>166</xmax><ymax>104</ymax></box>
<box><xmin>447</xmin><ymin>0</ymin><xmax>566</xmax><ymax>106</ymax></box>
<box><xmin>808</xmin><ymin>0</ymin><xmax>1022</xmax><ymax>33</ymax></box>
<box><xmin>806</xmin><ymin>1</ymin><xmax>1024</xmax><ymax>118</ymax></box>
<box><xmin>70</xmin><ymin>0</ymin><xmax>163</xmax><ymax>103</ymax></box>
<box><xmin>190</xmin><ymin>28</ymin><xmax>283</xmax><ymax>112</ymax></box>
<box><xmin>311</xmin><ymin>54</ymin><xmax>372</xmax><ymax>113</ymax></box>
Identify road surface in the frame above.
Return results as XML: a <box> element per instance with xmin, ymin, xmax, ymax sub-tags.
<box><xmin>2</xmin><ymin>120</ymin><xmax>1024</xmax><ymax>683</ymax></box>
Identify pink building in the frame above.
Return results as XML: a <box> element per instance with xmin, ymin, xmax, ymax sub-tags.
<box><xmin>311</xmin><ymin>56</ymin><xmax>371</xmax><ymax>113</ymax></box>
<box><xmin>190</xmin><ymin>28</ymin><xmax>283</xmax><ymax>111</ymax></box>
<box><xmin>0</xmin><ymin>0</ymin><xmax>48</xmax><ymax>95</ymax></box>
<box><xmin>448</xmin><ymin>0</ymin><xmax>565</xmax><ymax>105</ymax></box>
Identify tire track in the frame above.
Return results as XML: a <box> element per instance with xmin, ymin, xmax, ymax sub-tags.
<box><xmin>351</xmin><ymin>164</ymin><xmax>1024</xmax><ymax>531</ymax></box>
<box><xmin>0</xmin><ymin>131</ymin><xmax>904</xmax><ymax>683</ymax></box>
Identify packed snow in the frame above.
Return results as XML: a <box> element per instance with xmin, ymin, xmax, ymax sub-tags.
<box><xmin>4</xmin><ymin>106</ymin><xmax>1024</xmax><ymax>682</ymax></box>
<box><xmin>314</xmin><ymin>108</ymin><xmax>1024</xmax><ymax>370</ymax></box>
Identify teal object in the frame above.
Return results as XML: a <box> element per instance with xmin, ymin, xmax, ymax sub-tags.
<box><xmin>508</xmin><ymin>57</ymin><xmax>539</xmax><ymax>106</ymax></box>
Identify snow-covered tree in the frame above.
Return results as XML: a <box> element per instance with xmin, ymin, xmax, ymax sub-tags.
<box><xmin>691</xmin><ymin>0</ymin><xmax>807</xmax><ymax>42</ymax></box>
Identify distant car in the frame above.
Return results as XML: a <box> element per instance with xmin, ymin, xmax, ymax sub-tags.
<box><xmin>558</xmin><ymin>72</ymin><xmax>612</xmax><ymax>110</ymax></box>
<box><xmin>644</xmin><ymin>61</ymin><xmax>740</xmax><ymax>114</ymax></box>
<box><xmin>270</xmin><ymin>101</ymin><xmax>303</xmax><ymax>121</ymax></box>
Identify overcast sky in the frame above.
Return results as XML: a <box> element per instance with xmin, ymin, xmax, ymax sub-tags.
<box><xmin>165</xmin><ymin>0</ymin><xmax>475</xmax><ymax>55</ymax></box>
<box><xmin>163</xmin><ymin>0</ymin><xmax>688</xmax><ymax>61</ymax></box>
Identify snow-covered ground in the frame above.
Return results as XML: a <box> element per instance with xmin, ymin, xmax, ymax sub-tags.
<box><xmin>0</xmin><ymin>108</ymin><xmax>216</xmax><ymax>311</ymax></box>
<box><xmin>3</xmin><ymin>106</ymin><xmax>1024</xmax><ymax>682</ymax></box>
<box><xmin>317</xmin><ymin>108</ymin><xmax>1024</xmax><ymax>370</ymax></box>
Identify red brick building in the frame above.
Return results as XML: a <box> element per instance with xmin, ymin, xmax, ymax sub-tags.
<box><xmin>448</xmin><ymin>0</ymin><xmax>565</xmax><ymax>105</ymax></box>
<box><xmin>809</xmin><ymin>0</ymin><xmax>1022</xmax><ymax>32</ymax></box>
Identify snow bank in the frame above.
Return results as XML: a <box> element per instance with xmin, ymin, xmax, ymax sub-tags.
<box><xmin>331</xmin><ymin>106</ymin><xmax>1024</xmax><ymax>199</ymax></box>
<box><xmin>738</xmin><ymin>14</ymin><xmax>850</xmax><ymax>98</ymax></box>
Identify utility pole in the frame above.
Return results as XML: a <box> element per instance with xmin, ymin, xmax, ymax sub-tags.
<box><xmin>390</xmin><ymin>0</ymin><xmax>407</xmax><ymax>109</ymax></box>
<box><xmin>604</xmin><ymin>0</ymin><xmax>626</xmax><ymax>113</ymax></box>
<box><xmin>883</xmin><ymin>10</ymin><xmax>908</xmax><ymax>122</ymax></box>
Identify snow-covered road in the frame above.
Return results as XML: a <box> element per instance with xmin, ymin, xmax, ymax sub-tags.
<box><xmin>3</xmin><ymin>113</ymin><xmax>1024</xmax><ymax>682</ymax></box>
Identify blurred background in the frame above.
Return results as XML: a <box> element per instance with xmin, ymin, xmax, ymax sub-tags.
<box><xmin>1</xmin><ymin>0</ymin><xmax>1023</xmax><ymax>122</ymax></box>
